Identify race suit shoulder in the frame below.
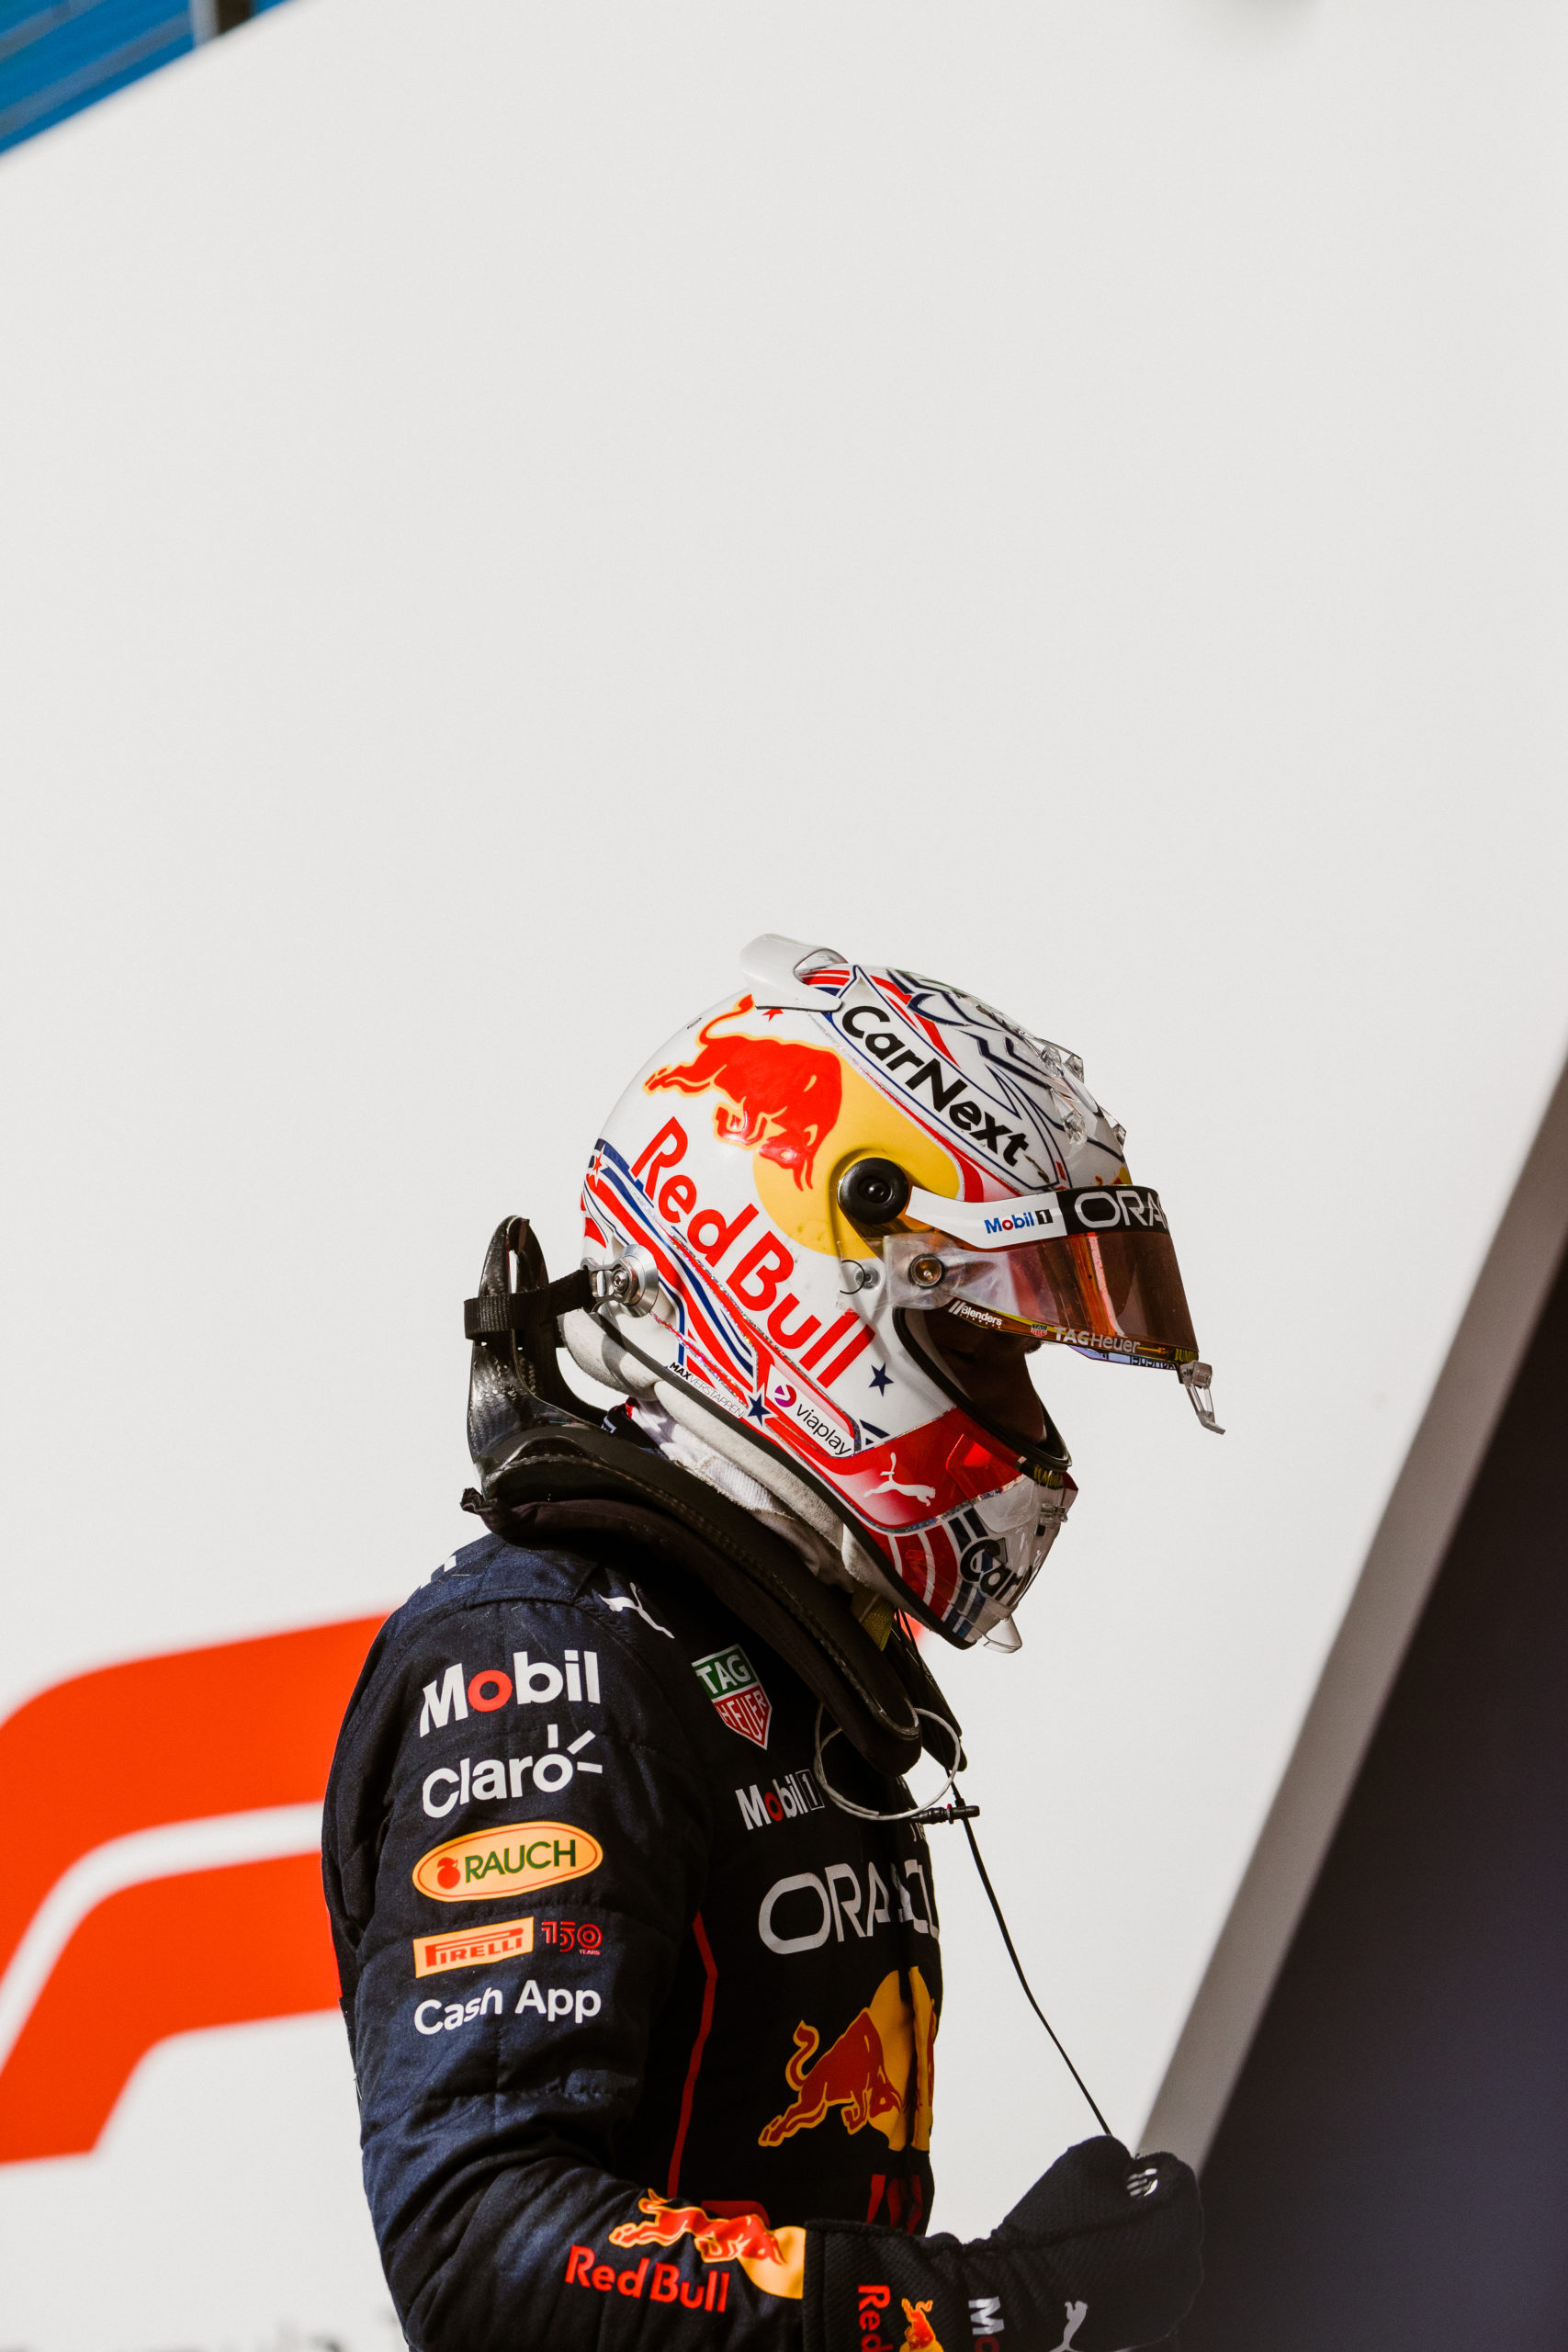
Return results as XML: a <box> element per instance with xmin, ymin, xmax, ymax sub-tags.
<box><xmin>322</xmin><ymin>1530</ymin><xmax>943</xmax><ymax>2352</ymax></box>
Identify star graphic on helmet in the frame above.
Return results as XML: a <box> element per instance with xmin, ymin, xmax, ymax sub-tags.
<box><xmin>747</xmin><ymin>1395</ymin><xmax>767</xmax><ymax>1421</ymax></box>
<box><xmin>869</xmin><ymin>1363</ymin><xmax>892</xmax><ymax>1393</ymax></box>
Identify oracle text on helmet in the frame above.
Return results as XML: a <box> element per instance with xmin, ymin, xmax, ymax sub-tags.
<box><xmin>419</xmin><ymin>1650</ymin><xmax>602</xmax><ymax>1736</ymax></box>
<box><xmin>982</xmin><ymin>1184</ymin><xmax>1168</xmax><ymax>1239</ymax></box>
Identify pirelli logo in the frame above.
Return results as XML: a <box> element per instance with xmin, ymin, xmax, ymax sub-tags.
<box><xmin>412</xmin><ymin>1915</ymin><xmax>536</xmax><ymax>1978</ymax></box>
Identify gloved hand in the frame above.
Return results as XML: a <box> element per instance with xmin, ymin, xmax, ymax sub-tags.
<box><xmin>987</xmin><ymin>2136</ymin><xmax>1202</xmax><ymax>2347</ymax></box>
<box><xmin>804</xmin><ymin>2137</ymin><xmax>1201</xmax><ymax>2352</ymax></box>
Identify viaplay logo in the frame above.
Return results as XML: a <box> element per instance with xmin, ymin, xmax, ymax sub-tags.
<box><xmin>0</xmin><ymin>1616</ymin><xmax>384</xmax><ymax>2165</ymax></box>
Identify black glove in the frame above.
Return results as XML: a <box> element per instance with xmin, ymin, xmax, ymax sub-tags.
<box><xmin>804</xmin><ymin>2137</ymin><xmax>1202</xmax><ymax>2352</ymax></box>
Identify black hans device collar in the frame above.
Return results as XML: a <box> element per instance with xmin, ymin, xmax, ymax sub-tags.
<box><xmin>460</xmin><ymin>1216</ymin><xmax>960</xmax><ymax>1780</ymax></box>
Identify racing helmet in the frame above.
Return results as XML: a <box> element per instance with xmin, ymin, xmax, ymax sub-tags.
<box><xmin>562</xmin><ymin>936</ymin><xmax>1220</xmax><ymax>1649</ymax></box>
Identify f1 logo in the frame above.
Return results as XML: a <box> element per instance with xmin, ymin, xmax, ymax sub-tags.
<box><xmin>0</xmin><ymin>1615</ymin><xmax>381</xmax><ymax>2164</ymax></box>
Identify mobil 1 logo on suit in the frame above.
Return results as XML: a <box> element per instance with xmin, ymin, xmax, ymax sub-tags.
<box><xmin>735</xmin><ymin>1770</ymin><xmax>823</xmax><ymax>1830</ymax></box>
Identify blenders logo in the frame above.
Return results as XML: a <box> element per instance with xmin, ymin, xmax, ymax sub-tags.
<box><xmin>412</xmin><ymin>1822</ymin><xmax>603</xmax><ymax>1903</ymax></box>
<box><xmin>840</xmin><ymin>1003</ymin><xmax>1030</xmax><ymax>1168</ymax></box>
<box><xmin>693</xmin><ymin>1646</ymin><xmax>773</xmax><ymax>1749</ymax></box>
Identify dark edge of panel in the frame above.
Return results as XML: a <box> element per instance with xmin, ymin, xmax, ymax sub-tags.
<box><xmin>1142</xmin><ymin>1039</ymin><xmax>1568</xmax><ymax>2168</ymax></box>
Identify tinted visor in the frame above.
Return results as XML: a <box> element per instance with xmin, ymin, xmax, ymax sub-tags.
<box><xmin>886</xmin><ymin>1185</ymin><xmax>1200</xmax><ymax>1370</ymax></box>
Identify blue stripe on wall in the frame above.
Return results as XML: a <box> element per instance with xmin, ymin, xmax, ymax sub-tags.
<box><xmin>0</xmin><ymin>0</ymin><xmax>290</xmax><ymax>157</ymax></box>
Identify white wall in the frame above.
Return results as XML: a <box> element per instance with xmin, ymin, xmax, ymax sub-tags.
<box><xmin>1</xmin><ymin>1</ymin><xmax>1566</xmax><ymax>2342</ymax></box>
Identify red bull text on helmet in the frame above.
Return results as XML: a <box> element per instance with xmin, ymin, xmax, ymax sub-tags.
<box><xmin>570</xmin><ymin>942</ymin><xmax>1213</xmax><ymax>1645</ymax></box>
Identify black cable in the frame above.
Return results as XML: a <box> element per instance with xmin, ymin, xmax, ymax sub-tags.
<box><xmin>960</xmin><ymin>1814</ymin><xmax>1114</xmax><ymax>2141</ymax></box>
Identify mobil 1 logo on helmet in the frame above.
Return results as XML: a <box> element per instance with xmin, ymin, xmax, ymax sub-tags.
<box><xmin>418</xmin><ymin>1647</ymin><xmax>601</xmax><ymax>1736</ymax></box>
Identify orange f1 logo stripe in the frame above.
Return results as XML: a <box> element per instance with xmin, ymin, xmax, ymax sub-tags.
<box><xmin>0</xmin><ymin>1855</ymin><xmax>336</xmax><ymax>2163</ymax></box>
<box><xmin>0</xmin><ymin>1615</ymin><xmax>382</xmax><ymax>2164</ymax></box>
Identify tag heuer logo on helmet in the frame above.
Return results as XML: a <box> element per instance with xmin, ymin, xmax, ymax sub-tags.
<box><xmin>693</xmin><ymin>1645</ymin><xmax>773</xmax><ymax>1749</ymax></box>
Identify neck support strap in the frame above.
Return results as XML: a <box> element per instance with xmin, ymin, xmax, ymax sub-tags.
<box><xmin>461</xmin><ymin>1216</ymin><xmax>960</xmax><ymax>1781</ymax></box>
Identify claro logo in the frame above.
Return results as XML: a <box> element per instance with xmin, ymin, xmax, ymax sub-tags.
<box><xmin>0</xmin><ymin>1614</ymin><xmax>383</xmax><ymax>2166</ymax></box>
<box><xmin>412</xmin><ymin>1822</ymin><xmax>604</xmax><ymax>1902</ymax></box>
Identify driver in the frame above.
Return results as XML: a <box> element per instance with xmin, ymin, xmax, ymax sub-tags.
<box><xmin>323</xmin><ymin>936</ymin><xmax>1215</xmax><ymax>2352</ymax></box>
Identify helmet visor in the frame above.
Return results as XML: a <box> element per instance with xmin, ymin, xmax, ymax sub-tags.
<box><xmin>886</xmin><ymin>1183</ymin><xmax>1200</xmax><ymax>1370</ymax></box>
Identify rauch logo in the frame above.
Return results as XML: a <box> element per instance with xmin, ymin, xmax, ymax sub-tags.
<box><xmin>412</xmin><ymin>1822</ymin><xmax>603</xmax><ymax>1904</ymax></box>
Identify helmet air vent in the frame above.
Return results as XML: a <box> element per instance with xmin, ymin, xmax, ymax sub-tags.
<box><xmin>739</xmin><ymin>933</ymin><xmax>846</xmax><ymax>1001</ymax></box>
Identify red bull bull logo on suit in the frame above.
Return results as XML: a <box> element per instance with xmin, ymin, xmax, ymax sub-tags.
<box><xmin>586</xmin><ymin>2192</ymin><xmax>807</xmax><ymax>2301</ymax></box>
<box><xmin>900</xmin><ymin>2298</ymin><xmax>944</xmax><ymax>2352</ymax></box>
<box><xmin>759</xmin><ymin>1967</ymin><xmax>937</xmax><ymax>2154</ymax></box>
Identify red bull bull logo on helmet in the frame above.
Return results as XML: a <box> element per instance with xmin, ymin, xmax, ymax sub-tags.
<box><xmin>758</xmin><ymin>1967</ymin><xmax>936</xmax><ymax>2153</ymax></box>
<box><xmin>647</xmin><ymin>995</ymin><xmax>842</xmax><ymax>1189</ymax></box>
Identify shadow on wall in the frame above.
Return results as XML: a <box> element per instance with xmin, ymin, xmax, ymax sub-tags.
<box><xmin>1187</xmin><ymin>1240</ymin><xmax>1568</xmax><ymax>2350</ymax></box>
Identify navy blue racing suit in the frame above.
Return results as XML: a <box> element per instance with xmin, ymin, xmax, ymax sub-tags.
<box><xmin>322</xmin><ymin>1531</ymin><xmax>1201</xmax><ymax>2352</ymax></box>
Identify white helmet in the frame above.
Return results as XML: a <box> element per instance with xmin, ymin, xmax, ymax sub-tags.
<box><xmin>563</xmin><ymin>937</ymin><xmax>1219</xmax><ymax>1648</ymax></box>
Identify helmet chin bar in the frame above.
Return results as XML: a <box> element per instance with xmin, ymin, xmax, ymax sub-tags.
<box><xmin>892</xmin><ymin>1306</ymin><xmax>1073</xmax><ymax>1480</ymax></box>
<box><xmin>582</xmin><ymin>1299</ymin><xmax>1069</xmax><ymax>1650</ymax></box>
